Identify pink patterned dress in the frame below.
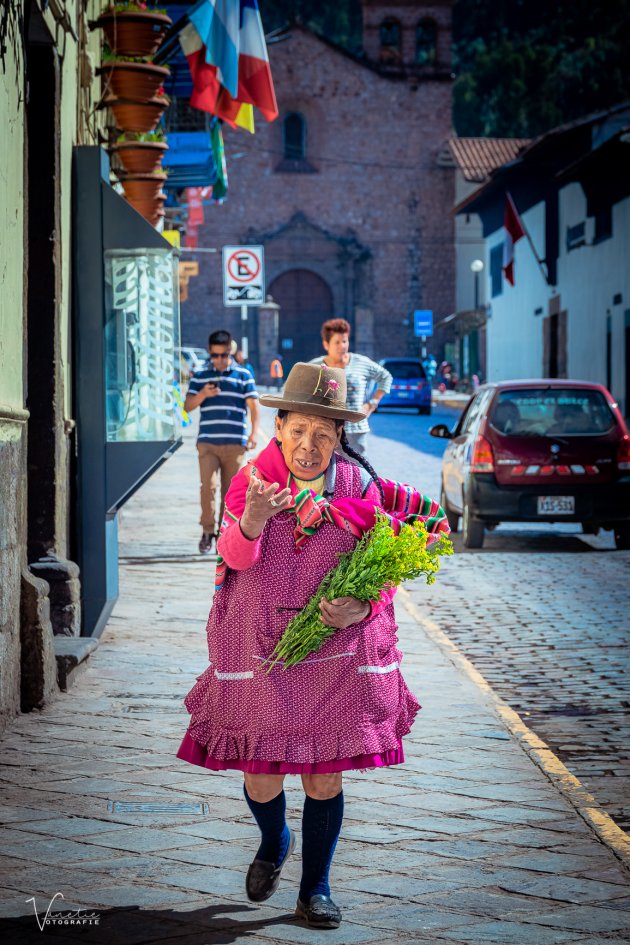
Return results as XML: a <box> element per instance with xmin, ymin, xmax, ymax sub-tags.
<box><xmin>177</xmin><ymin>455</ymin><xmax>420</xmax><ymax>774</ymax></box>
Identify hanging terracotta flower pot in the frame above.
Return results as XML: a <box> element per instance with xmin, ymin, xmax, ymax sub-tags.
<box><xmin>99</xmin><ymin>60</ymin><xmax>169</xmax><ymax>101</ymax></box>
<box><xmin>126</xmin><ymin>192</ymin><xmax>166</xmax><ymax>227</ymax></box>
<box><xmin>121</xmin><ymin>173</ymin><xmax>166</xmax><ymax>202</ymax></box>
<box><xmin>96</xmin><ymin>9</ymin><xmax>172</xmax><ymax>59</ymax></box>
<box><xmin>104</xmin><ymin>95</ymin><xmax>169</xmax><ymax>133</ymax></box>
<box><xmin>110</xmin><ymin>138</ymin><xmax>168</xmax><ymax>174</ymax></box>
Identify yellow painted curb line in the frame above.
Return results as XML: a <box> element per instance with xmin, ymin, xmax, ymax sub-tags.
<box><xmin>399</xmin><ymin>588</ymin><xmax>630</xmax><ymax>871</ymax></box>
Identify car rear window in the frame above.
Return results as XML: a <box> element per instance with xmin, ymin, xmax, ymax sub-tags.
<box><xmin>383</xmin><ymin>361</ymin><xmax>427</xmax><ymax>380</ymax></box>
<box><xmin>489</xmin><ymin>388</ymin><xmax>616</xmax><ymax>436</ymax></box>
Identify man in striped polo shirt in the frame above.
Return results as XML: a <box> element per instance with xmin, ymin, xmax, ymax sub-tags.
<box><xmin>185</xmin><ymin>329</ymin><xmax>260</xmax><ymax>553</ymax></box>
<box><xmin>311</xmin><ymin>318</ymin><xmax>392</xmax><ymax>457</ymax></box>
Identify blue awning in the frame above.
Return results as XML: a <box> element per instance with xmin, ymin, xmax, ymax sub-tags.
<box><xmin>162</xmin><ymin>130</ymin><xmax>218</xmax><ymax>189</ymax></box>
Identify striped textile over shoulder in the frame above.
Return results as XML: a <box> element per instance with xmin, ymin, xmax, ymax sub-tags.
<box><xmin>188</xmin><ymin>361</ymin><xmax>258</xmax><ymax>445</ymax></box>
<box><xmin>310</xmin><ymin>353</ymin><xmax>393</xmax><ymax>433</ymax></box>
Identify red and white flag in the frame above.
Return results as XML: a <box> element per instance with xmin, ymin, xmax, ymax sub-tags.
<box><xmin>502</xmin><ymin>192</ymin><xmax>526</xmax><ymax>286</ymax></box>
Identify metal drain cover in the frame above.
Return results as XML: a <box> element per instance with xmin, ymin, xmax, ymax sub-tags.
<box><xmin>108</xmin><ymin>800</ymin><xmax>209</xmax><ymax>814</ymax></box>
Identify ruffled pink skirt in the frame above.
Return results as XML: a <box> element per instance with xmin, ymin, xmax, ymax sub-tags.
<box><xmin>177</xmin><ymin>730</ymin><xmax>404</xmax><ymax>774</ymax></box>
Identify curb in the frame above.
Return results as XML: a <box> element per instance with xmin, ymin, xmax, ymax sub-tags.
<box><xmin>399</xmin><ymin>588</ymin><xmax>630</xmax><ymax>872</ymax></box>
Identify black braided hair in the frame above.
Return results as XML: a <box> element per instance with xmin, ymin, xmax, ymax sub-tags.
<box><xmin>276</xmin><ymin>409</ymin><xmax>385</xmax><ymax>504</ymax></box>
<box><xmin>339</xmin><ymin>429</ymin><xmax>385</xmax><ymax>505</ymax></box>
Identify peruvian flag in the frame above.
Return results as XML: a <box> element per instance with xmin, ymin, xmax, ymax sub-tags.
<box><xmin>502</xmin><ymin>192</ymin><xmax>526</xmax><ymax>286</ymax></box>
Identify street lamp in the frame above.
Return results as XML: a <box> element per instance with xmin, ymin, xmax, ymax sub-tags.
<box><xmin>470</xmin><ymin>259</ymin><xmax>484</xmax><ymax>310</ymax></box>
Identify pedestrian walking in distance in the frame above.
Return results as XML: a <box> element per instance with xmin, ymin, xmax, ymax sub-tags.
<box><xmin>311</xmin><ymin>318</ymin><xmax>392</xmax><ymax>457</ymax></box>
<box><xmin>177</xmin><ymin>362</ymin><xmax>448</xmax><ymax>929</ymax></box>
<box><xmin>184</xmin><ymin>330</ymin><xmax>260</xmax><ymax>555</ymax></box>
<box><xmin>235</xmin><ymin>349</ymin><xmax>256</xmax><ymax>380</ymax></box>
<box><xmin>270</xmin><ymin>354</ymin><xmax>283</xmax><ymax>390</ymax></box>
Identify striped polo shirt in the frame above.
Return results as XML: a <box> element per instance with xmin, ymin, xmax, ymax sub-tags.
<box><xmin>188</xmin><ymin>360</ymin><xmax>259</xmax><ymax>445</ymax></box>
<box><xmin>310</xmin><ymin>353</ymin><xmax>393</xmax><ymax>434</ymax></box>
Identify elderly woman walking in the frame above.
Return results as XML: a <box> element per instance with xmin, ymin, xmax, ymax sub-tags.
<box><xmin>177</xmin><ymin>362</ymin><xmax>448</xmax><ymax>930</ymax></box>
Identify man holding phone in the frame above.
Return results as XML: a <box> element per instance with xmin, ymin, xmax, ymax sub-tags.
<box><xmin>185</xmin><ymin>329</ymin><xmax>260</xmax><ymax>554</ymax></box>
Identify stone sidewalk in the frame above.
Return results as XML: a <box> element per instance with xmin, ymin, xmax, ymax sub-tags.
<box><xmin>1</xmin><ymin>422</ymin><xmax>630</xmax><ymax>945</ymax></box>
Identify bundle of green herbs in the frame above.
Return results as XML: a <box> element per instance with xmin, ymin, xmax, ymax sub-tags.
<box><xmin>266</xmin><ymin>514</ymin><xmax>453</xmax><ymax>671</ymax></box>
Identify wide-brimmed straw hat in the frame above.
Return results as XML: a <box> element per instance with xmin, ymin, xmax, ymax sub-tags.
<box><xmin>259</xmin><ymin>362</ymin><xmax>365</xmax><ymax>423</ymax></box>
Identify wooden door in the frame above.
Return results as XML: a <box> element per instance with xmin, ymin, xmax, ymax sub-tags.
<box><xmin>268</xmin><ymin>269</ymin><xmax>334</xmax><ymax>369</ymax></box>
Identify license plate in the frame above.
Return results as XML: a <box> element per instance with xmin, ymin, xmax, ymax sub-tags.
<box><xmin>537</xmin><ymin>496</ymin><xmax>575</xmax><ymax>515</ymax></box>
<box><xmin>396</xmin><ymin>391</ymin><xmax>409</xmax><ymax>398</ymax></box>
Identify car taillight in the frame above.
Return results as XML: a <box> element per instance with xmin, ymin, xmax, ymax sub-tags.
<box><xmin>618</xmin><ymin>435</ymin><xmax>630</xmax><ymax>471</ymax></box>
<box><xmin>471</xmin><ymin>435</ymin><xmax>494</xmax><ymax>473</ymax></box>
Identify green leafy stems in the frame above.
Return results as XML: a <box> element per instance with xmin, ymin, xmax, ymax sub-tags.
<box><xmin>266</xmin><ymin>514</ymin><xmax>453</xmax><ymax>672</ymax></box>
<box><xmin>115</xmin><ymin>130</ymin><xmax>166</xmax><ymax>143</ymax></box>
<box><xmin>103</xmin><ymin>2</ymin><xmax>169</xmax><ymax>14</ymax></box>
<box><xmin>101</xmin><ymin>48</ymin><xmax>170</xmax><ymax>69</ymax></box>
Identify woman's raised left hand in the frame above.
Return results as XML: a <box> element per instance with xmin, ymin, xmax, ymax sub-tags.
<box><xmin>319</xmin><ymin>596</ymin><xmax>370</xmax><ymax>629</ymax></box>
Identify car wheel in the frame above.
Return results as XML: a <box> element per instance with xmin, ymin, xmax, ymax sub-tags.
<box><xmin>614</xmin><ymin>524</ymin><xmax>630</xmax><ymax>550</ymax></box>
<box><xmin>418</xmin><ymin>405</ymin><xmax>432</xmax><ymax>415</ymax></box>
<box><xmin>440</xmin><ymin>483</ymin><xmax>459</xmax><ymax>533</ymax></box>
<box><xmin>462</xmin><ymin>500</ymin><xmax>485</xmax><ymax>549</ymax></box>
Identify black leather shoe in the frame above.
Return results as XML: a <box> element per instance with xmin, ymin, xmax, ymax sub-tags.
<box><xmin>198</xmin><ymin>533</ymin><xmax>215</xmax><ymax>554</ymax></box>
<box><xmin>245</xmin><ymin>830</ymin><xmax>295</xmax><ymax>902</ymax></box>
<box><xmin>295</xmin><ymin>895</ymin><xmax>342</xmax><ymax>929</ymax></box>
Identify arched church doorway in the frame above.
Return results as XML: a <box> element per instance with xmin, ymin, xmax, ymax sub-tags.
<box><xmin>268</xmin><ymin>269</ymin><xmax>333</xmax><ymax>369</ymax></box>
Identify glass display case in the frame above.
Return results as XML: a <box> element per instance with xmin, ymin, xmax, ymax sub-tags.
<box><xmin>105</xmin><ymin>248</ymin><xmax>181</xmax><ymax>442</ymax></box>
<box><xmin>74</xmin><ymin>145</ymin><xmax>184</xmax><ymax>637</ymax></box>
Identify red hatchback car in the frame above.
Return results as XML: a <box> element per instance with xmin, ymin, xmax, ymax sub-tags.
<box><xmin>430</xmin><ymin>380</ymin><xmax>630</xmax><ymax>549</ymax></box>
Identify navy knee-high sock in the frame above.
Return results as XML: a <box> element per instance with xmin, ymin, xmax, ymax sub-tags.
<box><xmin>243</xmin><ymin>785</ymin><xmax>291</xmax><ymax>866</ymax></box>
<box><xmin>299</xmin><ymin>791</ymin><xmax>344</xmax><ymax>901</ymax></box>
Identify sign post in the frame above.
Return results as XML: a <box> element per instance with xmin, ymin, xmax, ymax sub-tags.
<box><xmin>223</xmin><ymin>245</ymin><xmax>265</xmax><ymax>360</ymax></box>
<box><xmin>413</xmin><ymin>309</ymin><xmax>433</xmax><ymax>359</ymax></box>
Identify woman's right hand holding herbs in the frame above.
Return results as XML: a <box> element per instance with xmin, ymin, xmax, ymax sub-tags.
<box><xmin>240</xmin><ymin>472</ymin><xmax>293</xmax><ymax>540</ymax></box>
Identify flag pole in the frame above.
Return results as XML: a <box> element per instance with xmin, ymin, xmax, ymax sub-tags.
<box><xmin>508</xmin><ymin>192</ymin><xmax>550</xmax><ymax>285</ymax></box>
<box><xmin>153</xmin><ymin>15</ymin><xmax>190</xmax><ymax>65</ymax></box>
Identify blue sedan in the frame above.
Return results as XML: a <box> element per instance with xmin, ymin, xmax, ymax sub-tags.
<box><xmin>376</xmin><ymin>358</ymin><xmax>432</xmax><ymax>415</ymax></box>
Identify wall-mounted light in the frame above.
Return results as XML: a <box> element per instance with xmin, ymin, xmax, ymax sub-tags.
<box><xmin>470</xmin><ymin>259</ymin><xmax>484</xmax><ymax>309</ymax></box>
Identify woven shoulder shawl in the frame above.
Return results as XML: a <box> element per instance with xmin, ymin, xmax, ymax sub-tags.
<box><xmin>214</xmin><ymin>440</ymin><xmax>449</xmax><ymax>588</ymax></box>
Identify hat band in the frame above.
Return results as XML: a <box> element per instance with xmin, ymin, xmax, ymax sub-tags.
<box><xmin>278</xmin><ymin>389</ymin><xmax>348</xmax><ymax>410</ymax></box>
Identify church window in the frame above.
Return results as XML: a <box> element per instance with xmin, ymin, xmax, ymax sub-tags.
<box><xmin>283</xmin><ymin>112</ymin><xmax>307</xmax><ymax>161</ymax></box>
<box><xmin>416</xmin><ymin>18</ymin><xmax>437</xmax><ymax>65</ymax></box>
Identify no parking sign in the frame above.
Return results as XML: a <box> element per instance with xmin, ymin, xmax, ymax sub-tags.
<box><xmin>222</xmin><ymin>245</ymin><xmax>265</xmax><ymax>306</ymax></box>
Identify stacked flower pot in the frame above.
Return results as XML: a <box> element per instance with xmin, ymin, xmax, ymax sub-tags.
<box><xmin>95</xmin><ymin>3</ymin><xmax>172</xmax><ymax>226</ymax></box>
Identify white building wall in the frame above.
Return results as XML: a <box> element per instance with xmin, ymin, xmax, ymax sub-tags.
<box><xmin>558</xmin><ymin>184</ymin><xmax>629</xmax><ymax>410</ymax></box>
<box><xmin>485</xmin><ymin>201</ymin><xmax>549</xmax><ymax>380</ymax></box>
<box><xmin>455</xmin><ymin>174</ymin><xmax>486</xmax><ymax>312</ymax></box>
<box><xmin>484</xmin><ymin>185</ymin><xmax>629</xmax><ymax>412</ymax></box>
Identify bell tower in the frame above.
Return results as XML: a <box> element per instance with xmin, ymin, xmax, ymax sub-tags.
<box><xmin>361</xmin><ymin>0</ymin><xmax>453</xmax><ymax>72</ymax></box>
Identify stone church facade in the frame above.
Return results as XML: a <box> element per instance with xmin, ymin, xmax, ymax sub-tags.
<box><xmin>183</xmin><ymin>0</ymin><xmax>454</xmax><ymax>370</ymax></box>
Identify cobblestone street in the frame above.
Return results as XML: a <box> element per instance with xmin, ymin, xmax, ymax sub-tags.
<box><xmin>1</xmin><ymin>415</ymin><xmax>629</xmax><ymax>944</ymax></box>
<box><xmin>371</xmin><ymin>407</ymin><xmax>630</xmax><ymax>833</ymax></box>
<box><xmin>407</xmin><ymin>551</ymin><xmax>630</xmax><ymax>831</ymax></box>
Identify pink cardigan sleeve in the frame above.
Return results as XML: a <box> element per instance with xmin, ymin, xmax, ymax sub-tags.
<box><xmin>216</xmin><ymin>520</ymin><xmax>262</xmax><ymax>570</ymax></box>
<box><xmin>369</xmin><ymin>584</ymin><xmax>397</xmax><ymax>618</ymax></box>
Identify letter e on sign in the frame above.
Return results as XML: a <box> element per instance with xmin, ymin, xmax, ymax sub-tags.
<box><xmin>223</xmin><ymin>245</ymin><xmax>265</xmax><ymax>307</ymax></box>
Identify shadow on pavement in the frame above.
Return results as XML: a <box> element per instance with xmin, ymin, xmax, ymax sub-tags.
<box><xmin>0</xmin><ymin>901</ymin><xmax>303</xmax><ymax>944</ymax></box>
